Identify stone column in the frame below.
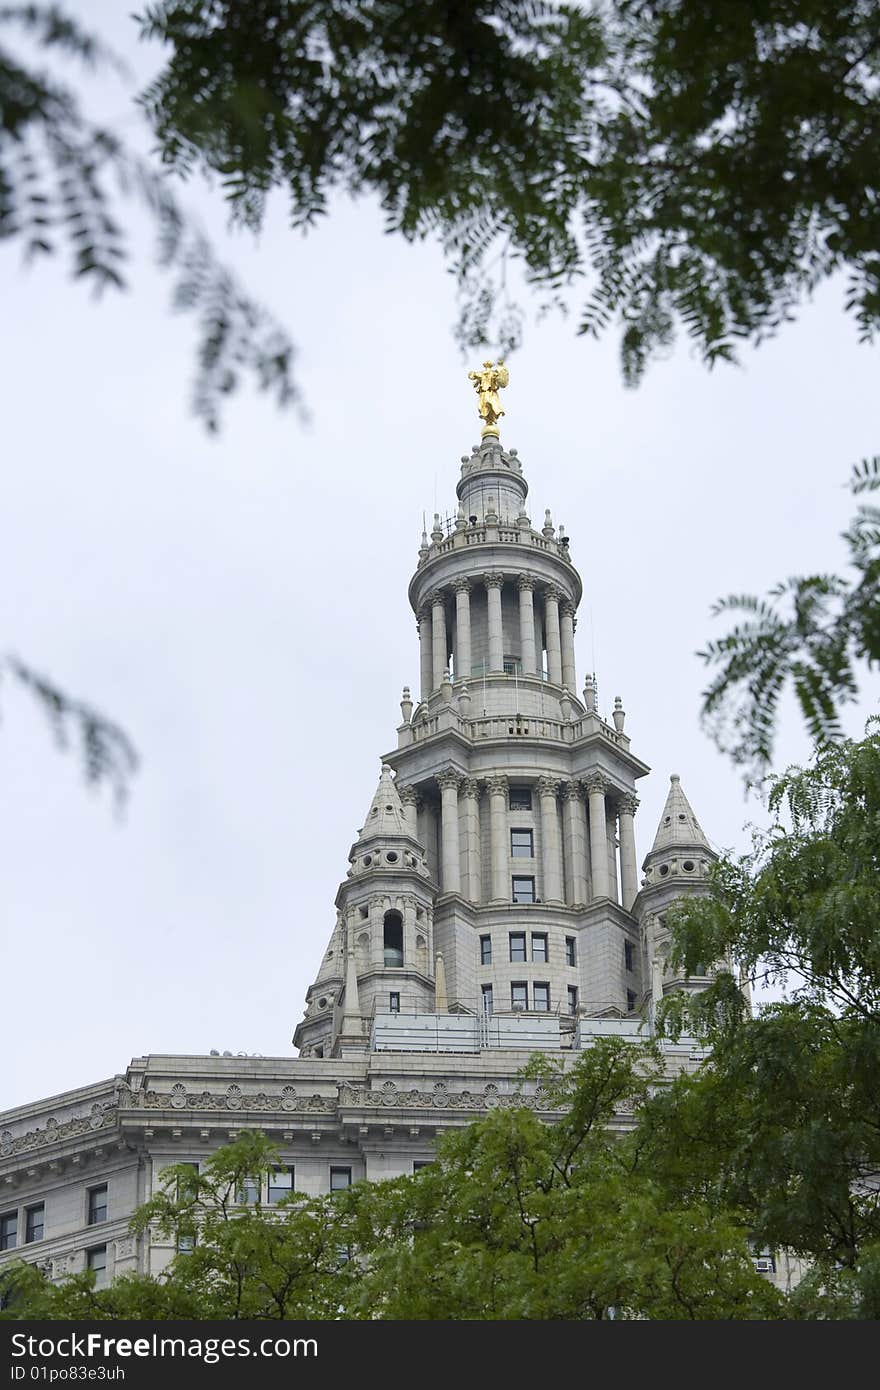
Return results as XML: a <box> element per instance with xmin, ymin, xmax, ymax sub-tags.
<box><xmin>606</xmin><ymin>807</ymin><xmax>620</xmax><ymax>904</ymax></box>
<box><xmin>461</xmin><ymin>778</ymin><xmax>482</xmax><ymax>904</ymax></box>
<box><xmin>537</xmin><ymin>776</ymin><xmax>563</xmax><ymax>905</ymax></box>
<box><xmin>517</xmin><ymin>575</ymin><xmax>537</xmax><ymax>674</ymax></box>
<box><xmin>560</xmin><ymin>781</ymin><xmax>588</xmax><ymax>907</ymax></box>
<box><xmin>585</xmin><ymin>774</ymin><xmax>610</xmax><ymax>900</ymax></box>
<box><xmin>403</xmin><ymin>896</ymin><xmax>418</xmax><ymax>972</ymax></box>
<box><xmin>484</xmin><ymin>573</ymin><xmax>505</xmax><ymax>673</ymax></box>
<box><xmin>453</xmin><ymin>578</ymin><xmax>472</xmax><ymax>681</ymax></box>
<box><xmin>398</xmin><ymin>785</ymin><xmax>420</xmax><ymax>842</ymax></box>
<box><xmin>560</xmin><ymin>600</ymin><xmax>577</xmax><ymax>692</ymax></box>
<box><xmin>618</xmin><ymin>793</ymin><xmax>640</xmax><ymax>911</ymax></box>
<box><xmin>437</xmin><ymin>769</ymin><xmax>461</xmax><ymax>896</ymax></box>
<box><xmin>544</xmin><ymin>586</ymin><xmax>563</xmax><ymax>685</ymax></box>
<box><xmin>417</xmin><ymin>606</ymin><xmax>433</xmax><ymax>702</ymax></box>
<box><xmin>486</xmin><ymin>774</ymin><xmax>509</xmax><ymax>904</ymax></box>
<box><xmin>431</xmin><ymin>590</ymin><xmax>447</xmax><ymax>691</ymax></box>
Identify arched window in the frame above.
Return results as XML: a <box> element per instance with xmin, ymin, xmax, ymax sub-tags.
<box><xmin>383</xmin><ymin>910</ymin><xmax>403</xmax><ymax>967</ymax></box>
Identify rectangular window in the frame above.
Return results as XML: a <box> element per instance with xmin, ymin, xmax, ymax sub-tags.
<box><xmin>237</xmin><ymin>1177</ymin><xmax>261</xmax><ymax>1206</ymax></box>
<box><xmin>0</xmin><ymin>1212</ymin><xmax>17</xmax><ymax>1251</ymax></box>
<box><xmin>503</xmin><ymin>656</ymin><xmax>522</xmax><ymax>675</ymax></box>
<box><xmin>87</xmin><ymin>1245</ymin><xmax>107</xmax><ymax>1289</ymax></box>
<box><xmin>177</xmin><ymin>1234</ymin><xmax>196</xmax><ymax>1254</ymax></box>
<box><xmin>330</xmin><ymin>1167</ymin><xmax>352</xmax><ymax>1192</ymax></box>
<box><xmin>511</xmin><ymin>982</ymin><xmax>529</xmax><ymax>1010</ymax></box>
<box><xmin>627</xmin><ymin>989</ymin><xmax>637</xmax><ymax>1012</ymax></box>
<box><xmin>533</xmin><ymin>982</ymin><xmax>550</xmax><ymax>1012</ymax></box>
<box><xmin>481</xmin><ymin>983</ymin><xmax>494</xmax><ymax>1015</ymax></box>
<box><xmin>565</xmin><ymin>936</ymin><xmax>576</xmax><ymax>967</ymax></box>
<box><xmin>480</xmin><ymin>935</ymin><xmax>492</xmax><ymax>965</ymax></box>
<box><xmin>413</xmin><ymin>1160</ymin><xmax>433</xmax><ymax>1172</ymax></box>
<box><xmin>512</xmin><ymin>876</ymin><xmax>536</xmax><ymax>904</ymax></box>
<box><xmin>567</xmin><ymin>985</ymin><xmax>579</xmax><ymax>1016</ymax></box>
<box><xmin>624</xmin><ymin>940</ymin><xmax>635</xmax><ymax>973</ymax></box>
<box><xmin>268</xmin><ymin>1166</ymin><xmax>295</xmax><ymax>1205</ymax></box>
<box><xmin>87</xmin><ymin>1185</ymin><xmax>107</xmax><ymax>1226</ymax></box>
<box><xmin>25</xmin><ymin>1205</ymin><xmax>44</xmax><ymax>1244</ymax></box>
<box><xmin>509</xmin><ymin>786</ymin><xmax>532</xmax><ymax>811</ymax></box>
<box><xmin>509</xmin><ymin>931</ymin><xmax>527</xmax><ymax>962</ymax></box>
<box><xmin>531</xmin><ymin>932</ymin><xmax>548</xmax><ymax>963</ymax></box>
<box><xmin>175</xmin><ymin>1162</ymin><xmax>199</xmax><ymax>1201</ymax></box>
<box><xmin>389</xmin><ymin>992</ymin><xmax>400</xmax><ymax>1013</ymax></box>
<box><xmin>510</xmin><ymin>828</ymin><xmax>533</xmax><ymax>857</ymax></box>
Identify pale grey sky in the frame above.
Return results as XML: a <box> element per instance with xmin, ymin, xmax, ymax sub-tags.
<box><xmin>2</xmin><ymin>5</ymin><xmax>877</xmax><ymax>1110</ymax></box>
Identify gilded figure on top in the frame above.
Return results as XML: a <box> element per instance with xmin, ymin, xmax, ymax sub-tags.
<box><xmin>468</xmin><ymin>360</ymin><xmax>509</xmax><ymax>436</ymax></box>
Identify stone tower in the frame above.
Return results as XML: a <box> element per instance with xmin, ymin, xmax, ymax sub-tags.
<box><xmin>295</xmin><ymin>384</ymin><xmax>715</xmax><ymax>1058</ymax></box>
<box><xmin>1</xmin><ymin>369</ymin><xmax>753</xmax><ymax>1296</ymax></box>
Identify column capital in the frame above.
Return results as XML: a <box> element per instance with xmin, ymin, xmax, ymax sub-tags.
<box><xmin>460</xmin><ymin>777</ymin><xmax>482</xmax><ymax>800</ymax></box>
<box><xmin>543</xmin><ymin>584</ymin><xmax>564</xmax><ymax>605</ymax></box>
<box><xmin>484</xmin><ymin>773</ymin><xmax>509</xmax><ymax>798</ymax></box>
<box><xmin>482</xmin><ymin>571</ymin><xmax>505</xmax><ymax>590</ymax></box>
<box><xmin>584</xmin><ymin>772</ymin><xmax>609</xmax><ymax>796</ymax></box>
<box><xmin>536</xmin><ymin>775</ymin><xmax>560</xmax><ymax>799</ymax></box>
<box><xmin>560</xmin><ymin>779</ymin><xmax>585</xmax><ymax>804</ymax></box>
<box><xmin>429</xmin><ymin>589</ymin><xmax>447</xmax><ymax>607</ymax></box>
<box><xmin>560</xmin><ymin>598</ymin><xmax>576</xmax><ymax>618</ymax></box>
<box><xmin>436</xmin><ymin>767</ymin><xmax>462</xmax><ymax>792</ymax></box>
<box><xmin>417</xmin><ymin>603</ymin><xmax>431</xmax><ymax>621</ymax></box>
<box><xmin>618</xmin><ymin>792</ymin><xmax>640</xmax><ymax>817</ymax></box>
<box><xmin>398</xmin><ymin>784</ymin><xmax>421</xmax><ymax>809</ymax></box>
<box><xmin>516</xmin><ymin>574</ymin><xmax>536</xmax><ymax>593</ymax></box>
<box><xmin>452</xmin><ymin>577</ymin><xmax>472</xmax><ymax>595</ymax></box>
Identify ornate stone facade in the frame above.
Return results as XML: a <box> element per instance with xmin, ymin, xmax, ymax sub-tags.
<box><xmin>0</xmin><ymin>401</ymin><xmax>731</xmax><ymax>1287</ymax></box>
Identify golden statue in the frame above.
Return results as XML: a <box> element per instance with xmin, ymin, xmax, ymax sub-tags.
<box><xmin>468</xmin><ymin>359</ymin><xmax>509</xmax><ymax>437</ymax></box>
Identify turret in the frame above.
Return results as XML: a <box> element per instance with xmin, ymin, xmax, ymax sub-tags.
<box><xmin>294</xmin><ymin>765</ymin><xmax>438</xmax><ymax>1058</ymax></box>
<box><xmin>635</xmin><ymin>774</ymin><xmax>718</xmax><ymax>1020</ymax></box>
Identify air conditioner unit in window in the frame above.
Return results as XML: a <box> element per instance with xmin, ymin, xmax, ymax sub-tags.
<box><xmin>755</xmin><ymin>1258</ymin><xmax>774</xmax><ymax>1273</ymax></box>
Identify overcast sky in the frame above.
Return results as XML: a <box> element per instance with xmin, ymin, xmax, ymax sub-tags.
<box><xmin>2</xmin><ymin>5</ymin><xmax>878</xmax><ymax>1112</ymax></box>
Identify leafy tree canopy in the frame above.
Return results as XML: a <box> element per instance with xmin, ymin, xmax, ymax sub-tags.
<box><xmin>0</xmin><ymin>1043</ymin><xmax>783</xmax><ymax>1321</ymax></box>
<box><xmin>701</xmin><ymin>459</ymin><xmax>880</xmax><ymax>775</ymax></box>
<box><xmin>137</xmin><ymin>1</ymin><xmax>880</xmax><ymax>381</ymax></box>
<box><xmin>643</xmin><ymin>722</ymin><xmax>880</xmax><ymax>1315</ymax></box>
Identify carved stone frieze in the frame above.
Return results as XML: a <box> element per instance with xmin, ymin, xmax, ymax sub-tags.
<box><xmin>130</xmin><ymin>1087</ymin><xmax>338</xmax><ymax>1115</ymax></box>
<box><xmin>337</xmin><ymin>1082</ymin><xmax>562</xmax><ymax>1114</ymax></box>
<box><xmin>0</xmin><ymin>1103</ymin><xmax>117</xmax><ymax>1157</ymax></box>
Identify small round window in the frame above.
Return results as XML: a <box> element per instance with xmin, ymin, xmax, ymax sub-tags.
<box><xmin>683</xmin><ymin>860</ymin><xmax>695</xmax><ymax>872</ymax></box>
<box><xmin>386</xmin><ymin>851</ymin><xmax>399</xmax><ymax>863</ymax></box>
<box><xmin>659</xmin><ymin>864</ymin><xmax>669</xmax><ymax>877</ymax></box>
<box><xmin>318</xmin><ymin>997</ymin><xmax>328</xmax><ymax>1009</ymax></box>
<box><xmin>363</xmin><ymin>855</ymin><xmax>372</xmax><ymax>867</ymax></box>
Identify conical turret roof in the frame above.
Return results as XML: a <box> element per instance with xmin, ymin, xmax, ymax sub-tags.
<box><xmin>355</xmin><ymin>764</ymin><xmax>410</xmax><ymax>843</ymax></box>
<box><xmin>649</xmin><ymin>774</ymin><xmax>712</xmax><ymax>854</ymax></box>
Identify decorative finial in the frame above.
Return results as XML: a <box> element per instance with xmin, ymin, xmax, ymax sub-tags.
<box><xmin>467</xmin><ymin>359</ymin><xmax>509</xmax><ymax>437</ymax></box>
